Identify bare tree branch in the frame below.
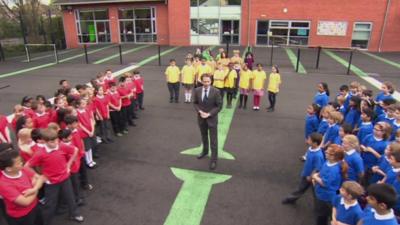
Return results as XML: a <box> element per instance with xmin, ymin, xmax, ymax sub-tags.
<box><xmin>0</xmin><ymin>0</ymin><xmax>18</xmax><ymax>18</ymax></box>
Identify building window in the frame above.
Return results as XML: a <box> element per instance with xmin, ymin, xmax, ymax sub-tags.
<box><xmin>191</xmin><ymin>0</ymin><xmax>241</xmax><ymax>6</ymax></box>
<box><xmin>119</xmin><ymin>7</ymin><xmax>157</xmax><ymax>43</ymax></box>
<box><xmin>351</xmin><ymin>22</ymin><xmax>372</xmax><ymax>49</ymax></box>
<box><xmin>256</xmin><ymin>20</ymin><xmax>310</xmax><ymax>46</ymax></box>
<box><xmin>191</xmin><ymin>19</ymin><xmax>219</xmax><ymax>35</ymax></box>
<box><xmin>75</xmin><ymin>9</ymin><xmax>110</xmax><ymax>43</ymax></box>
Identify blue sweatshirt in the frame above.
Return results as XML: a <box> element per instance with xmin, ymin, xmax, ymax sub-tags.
<box><xmin>345</xmin><ymin>150</ymin><xmax>364</xmax><ymax>182</ymax></box>
<box><xmin>333</xmin><ymin>195</ymin><xmax>363</xmax><ymax>225</ymax></box>
<box><xmin>357</xmin><ymin>122</ymin><xmax>373</xmax><ymax>144</ymax></box>
<box><xmin>314</xmin><ymin>92</ymin><xmax>329</xmax><ymax>108</ymax></box>
<box><xmin>301</xmin><ymin>147</ymin><xmax>325</xmax><ymax>177</ymax></box>
<box><xmin>305</xmin><ymin>114</ymin><xmax>319</xmax><ymax>139</ymax></box>
<box><xmin>375</xmin><ymin>92</ymin><xmax>394</xmax><ymax>116</ymax></box>
<box><xmin>317</xmin><ymin>119</ymin><xmax>329</xmax><ymax>135</ymax></box>
<box><xmin>361</xmin><ymin>206</ymin><xmax>398</xmax><ymax>225</ymax></box>
<box><xmin>314</xmin><ymin>162</ymin><xmax>342</xmax><ymax>202</ymax></box>
<box><xmin>361</xmin><ymin>134</ymin><xmax>389</xmax><ymax>169</ymax></box>
<box><xmin>323</xmin><ymin>123</ymin><xmax>340</xmax><ymax>145</ymax></box>
<box><xmin>344</xmin><ymin>107</ymin><xmax>361</xmax><ymax>129</ymax></box>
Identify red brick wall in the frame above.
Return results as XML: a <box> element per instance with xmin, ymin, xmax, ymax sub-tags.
<box><xmin>63</xmin><ymin>10</ymin><xmax>79</xmax><ymax>49</ymax></box>
<box><xmin>246</xmin><ymin>0</ymin><xmax>400</xmax><ymax>51</ymax></box>
<box><xmin>379</xmin><ymin>0</ymin><xmax>400</xmax><ymax>52</ymax></box>
<box><xmin>167</xmin><ymin>0</ymin><xmax>190</xmax><ymax>46</ymax></box>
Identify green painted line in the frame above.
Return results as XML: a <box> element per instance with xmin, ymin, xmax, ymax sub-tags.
<box><xmin>361</xmin><ymin>51</ymin><xmax>400</xmax><ymax>69</ymax></box>
<box><xmin>324</xmin><ymin>49</ymin><xmax>400</xmax><ymax>101</ymax></box>
<box><xmin>93</xmin><ymin>45</ymin><xmax>150</xmax><ymax>64</ymax></box>
<box><xmin>284</xmin><ymin>48</ymin><xmax>307</xmax><ymax>74</ymax></box>
<box><xmin>163</xmin><ymin>168</ymin><xmax>231</xmax><ymax>225</ymax></box>
<box><xmin>135</xmin><ymin>46</ymin><xmax>181</xmax><ymax>67</ymax></box>
<box><xmin>0</xmin><ymin>45</ymin><xmax>115</xmax><ymax>79</ymax></box>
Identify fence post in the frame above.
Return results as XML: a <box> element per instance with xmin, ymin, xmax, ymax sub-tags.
<box><xmin>315</xmin><ymin>46</ymin><xmax>321</xmax><ymax>69</ymax></box>
<box><xmin>119</xmin><ymin>44</ymin><xmax>123</xmax><ymax>65</ymax></box>
<box><xmin>0</xmin><ymin>42</ymin><xmax>4</xmax><ymax>61</ymax></box>
<box><xmin>296</xmin><ymin>48</ymin><xmax>301</xmax><ymax>73</ymax></box>
<box><xmin>347</xmin><ymin>50</ymin><xmax>354</xmax><ymax>75</ymax></box>
<box><xmin>269</xmin><ymin>41</ymin><xmax>274</xmax><ymax>66</ymax></box>
<box><xmin>158</xmin><ymin>45</ymin><xmax>161</xmax><ymax>66</ymax></box>
<box><xmin>54</xmin><ymin>45</ymin><xmax>58</xmax><ymax>64</ymax></box>
<box><xmin>25</xmin><ymin>45</ymin><xmax>31</xmax><ymax>62</ymax></box>
<box><xmin>84</xmin><ymin>44</ymin><xmax>89</xmax><ymax>64</ymax></box>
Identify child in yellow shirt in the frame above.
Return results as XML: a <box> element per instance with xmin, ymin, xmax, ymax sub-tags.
<box><xmin>181</xmin><ymin>59</ymin><xmax>196</xmax><ymax>103</ymax></box>
<box><xmin>251</xmin><ymin>63</ymin><xmax>267</xmax><ymax>110</ymax></box>
<box><xmin>224</xmin><ymin>63</ymin><xmax>238</xmax><ymax>108</ymax></box>
<box><xmin>267</xmin><ymin>65</ymin><xmax>282</xmax><ymax>112</ymax></box>
<box><xmin>213</xmin><ymin>63</ymin><xmax>227</xmax><ymax>100</ymax></box>
<box><xmin>238</xmin><ymin>64</ymin><xmax>252</xmax><ymax>109</ymax></box>
<box><xmin>165</xmin><ymin>59</ymin><xmax>180</xmax><ymax>103</ymax></box>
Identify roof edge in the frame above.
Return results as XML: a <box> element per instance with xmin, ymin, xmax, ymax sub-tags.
<box><xmin>54</xmin><ymin>0</ymin><xmax>165</xmax><ymax>6</ymax></box>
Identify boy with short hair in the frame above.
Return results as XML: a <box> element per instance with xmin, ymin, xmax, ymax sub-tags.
<box><xmin>25</xmin><ymin>129</ymin><xmax>83</xmax><ymax>224</ymax></box>
<box><xmin>282</xmin><ymin>132</ymin><xmax>325</xmax><ymax>204</ymax></box>
<box><xmin>359</xmin><ymin>183</ymin><xmax>398</xmax><ymax>225</ymax></box>
<box><xmin>331</xmin><ymin>181</ymin><xmax>364</xmax><ymax>225</ymax></box>
<box><xmin>356</xmin><ymin>108</ymin><xmax>374</xmax><ymax>143</ymax></box>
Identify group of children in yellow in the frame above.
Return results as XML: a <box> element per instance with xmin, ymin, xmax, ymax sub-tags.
<box><xmin>164</xmin><ymin>48</ymin><xmax>282</xmax><ymax>111</ymax></box>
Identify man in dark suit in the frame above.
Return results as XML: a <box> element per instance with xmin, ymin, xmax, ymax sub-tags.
<box><xmin>193</xmin><ymin>74</ymin><xmax>222</xmax><ymax>170</ymax></box>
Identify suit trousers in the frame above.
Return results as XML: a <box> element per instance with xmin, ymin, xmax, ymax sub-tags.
<box><xmin>199</xmin><ymin>119</ymin><xmax>218</xmax><ymax>162</ymax></box>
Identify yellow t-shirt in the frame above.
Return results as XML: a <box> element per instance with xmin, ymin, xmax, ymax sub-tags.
<box><xmin>181</xmin><ymin>65</ymin><xmax>196</xmax><ymax>84</ymax></box>
<box><xmin>224</xmin><ymin>70</ymin><xmax>237</xmax><ymax>88</ymax></box>
<box><xmin>207</xmin><ymin>61</ymin><xmax>216</xmax><ymax>73</ymax></box>
<box><xmin>218</xmin><ymin>58</ymin><xmax>230</xmax><ymax>68</ymax></box>
<box><xmin>267</xmin><ymin>72</ymin><xmax>281</xmax><ymax>93</ymax></box>
<box><xmin>213</xmin><ymin>69</ymin><xmax>227</xmax><ymax>89</ymax></box>
<box><xmin>165</xmin><ymin>66</ymin><xmax>180</xmax><ymax>83</ymax></box>
<box><xmin>196</xmin><ymin>64</ymin><xmax>213</xmax><ymax>82</ymax></box>
<box><xmin>252</xmin><ymin>70</ymin><xmax>267</xmax><ymax>90</ymax></box>
<box><xmin>239</xmin><ymin>70</ymin><xmax>252</xmax><ymax>89</ymax></box>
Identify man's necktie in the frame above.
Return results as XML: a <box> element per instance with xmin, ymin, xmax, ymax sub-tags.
<box><xmin>204</xmin><ymin>89</ymin><xmax>208</xmax><ymax>101</ymax></box>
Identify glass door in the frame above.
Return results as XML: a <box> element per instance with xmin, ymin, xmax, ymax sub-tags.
<box><xmin>220</xmin><ymin>20</ymin><xmax>239</xmax><ymax>44</ymax></box>
<box><xmin>96</xmin><ymin>21</ymin><xmax>110</xmax><ymax>43</ymax></box>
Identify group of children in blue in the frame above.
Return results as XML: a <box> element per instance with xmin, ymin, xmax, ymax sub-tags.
<box><xmin>0</xmin><ymin>69</ymin><xmax>145</xmax><ymax>225</ymax></box>
<box><xmin>283</xmin><ymin>80</ymin><xmax>400</xmax><ymax>225</ymax></box>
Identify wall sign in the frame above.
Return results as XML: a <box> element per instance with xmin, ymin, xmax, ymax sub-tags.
<box><xmin>317</xmin><ymin>21</ymin><xmax>347</xmax><ymax>36</ymax></box>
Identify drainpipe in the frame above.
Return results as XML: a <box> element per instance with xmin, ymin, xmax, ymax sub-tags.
<box><xmin>378</xmin><ymin>0</ymin><xmax>391</xmax><ymax>52</ymax></box>
<box><xmin>247</xmin><ymin>0</ymin><xmax>251</xmax><ymax>47</ymax></box>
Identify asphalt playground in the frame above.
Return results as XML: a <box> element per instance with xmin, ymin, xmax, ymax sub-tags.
<box><xmin>0</xmin><ymin>44</ymin><xmax>400</xmax><ymax>225</ymax></box>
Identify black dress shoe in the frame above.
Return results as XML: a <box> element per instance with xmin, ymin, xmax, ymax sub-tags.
<box><xmin>281</xmin><ymin>197</ymin><xmax>297</xmax><ymax>204</ymax></box>
<box><xmin>197</xmin><ymin>152</ymin><xmax>208</xmax><ymax>159</ymax></box>
<box><xmin>209</xmin><ymin>161</ymin><xmax>217</xmax><ymax>170</ymax></box>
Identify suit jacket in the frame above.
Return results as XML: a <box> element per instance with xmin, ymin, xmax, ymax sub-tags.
<box><xmin>193</xmin><ymin>86</ymin><xmax>222</xmax><ymax>127</ymax></box>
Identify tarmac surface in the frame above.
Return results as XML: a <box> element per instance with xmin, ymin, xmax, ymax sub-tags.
<box><xmin>0</xmin><ymin>44</ymin><xmax>399</xmax><ymax>225</ymax></box>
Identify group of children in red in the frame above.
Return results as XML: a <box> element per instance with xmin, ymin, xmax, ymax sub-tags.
<box><xmin>0</xmin><ymin>68</ymin><xmax>145</xmax><ymax>225</ymax></box>
<box><xmin>283</xmin><ymin>80</ymin><xmax>400</xmax><ymax>225</ymax></box>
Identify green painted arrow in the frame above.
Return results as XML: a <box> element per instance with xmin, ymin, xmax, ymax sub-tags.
<box><xmin>163</xmin><ymin>167</ymin><xmax>232</xmax><ymax>225</ymax></box>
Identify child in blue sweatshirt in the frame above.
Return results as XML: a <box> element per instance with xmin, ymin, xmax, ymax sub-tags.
<box><xmin>305</xmin><ymin>104</ymin><xmax>321</xmax><ymax>141</ymax></box>
<box><xmin>343</xmin><ymin>135</ymin><xmax>364</xmax><ymax>183</ymax></box>
<box><xmin>282</xmin><ymin>133</ymin><xmax>325</xmax><ymax>204</ymax></box>
<box><xmin>314</xmin><ymin>82</ymin><xmax>330</xmax><ymax>108</ymax></box>
<box><xmin>331</xmin><ymin>181</ymin><xmax>364</xmax><ymax>225</ymax></box>
<box><xmin>356</xmin><ymin>108</ymin><xmax>374</xmax><ymax>144</ymax></box>
<box><xmin>322</xmin><ymin>111</ymin><xmax>343</xmax><ymax>149</ymax></box>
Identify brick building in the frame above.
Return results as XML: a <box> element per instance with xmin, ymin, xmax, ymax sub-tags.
<box><xmin>54</xmin><ymin>0</ymin><xmax>400</xmax><ymax>52</ymax></box>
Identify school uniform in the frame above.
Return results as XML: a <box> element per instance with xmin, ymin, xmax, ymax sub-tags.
<box><xmin>375</xmin><ymin>92</ymin><xmax>394</xmax><ymax>117</ymax></box>
<box><xmin>392</xmin><ymin>179</ymin><xmax>400</xmax><ymax>213</ymax></box>
<box><xmin>361</xmin><ymin>134</ymin><xmax>389</xmax><ymax>170</ymax></box>
<box><xmin>107</xmin><ymin>89</ymin><xmax>123</xmax><ymax>134</ymax></box>
<box><xmin>345</xmin><ymin>149</ymin><xmax>364</xmax><ymax>182</ymax></box>
<box><xmin>313</xmin><ymin>92</ymin><xmax>329</xmax><ymax>108</ymax></box>
<box><xmin>267</xmin><ymin>72</ymin><xmax>281</xmax><ymax>110</ymax></box>
<box><xmin>33</xmin><ymin>112</ymin><xmax>51</xmax><ymax>129</ymax></box>
<box><xmin>224</xmin><ymin>70</ymin><xmax>238</xmax><ymax>107</ymax></box>
<box><xmin>28</xmin><ymin>143</ymin><xmax>80</xmax><ymax>225</ymax></box>
<box><xmin>344</xmin><ymin>107</ymin><xmax>361</xmax><ymax>129</ymax></box>
<box><xmin>0</xmin><ymin>168</ymin><xmax>41</xmax><ymax>225</ymax></box>
<box><xmin>104</xmin><ymin>76</ymin><xmax>116</xmax><ymax>90</ymax></box>
<box><xmin>332</xmin><ymin>195</ymin><xmax>363</xmax><ymax>225</ymax></box>
<box><xmin>357</xmin><ymin>122</ymin><xmax>374</xmax><ymax>144</ymax></box>
<box><xmin>213</xmin><ymin>69</ymin><xmax>227</xmax><ymax>99</ymax></box>
<box><xmin>61</xmin><ymin>140</ymin><xmax>84</xmax><ymax>203</ymax></box>
<box><xmin>376</xmin><ymin>113</ymin><xmax>395</xmax><ymax>125</ymax></box>
<box><xmin>370</xmin><ymin>156</ymin><xmax>391</xmax><ymax>184</ymax></box>
<box><xmin>251</xmin><ymin>70</ymin><xmax>267</xmax><ymax>108</ymax></box>
<box><xmin>0</xmin><ymin>115</ymin><xmax>12</xmax><ymax>144</ymax></box>
<box><xmin>391</xmin><ymin>121</ymin><xmax>400</xmax><ymax>141</ymax></box>
<box><xmin>19</xmin><ymin>141</ymin><xmax>36</xmax><ymax>163</ymax></box>
<box><xmin>323</xmin><ymin>123</ymin><xmax>340</xmax><ymax>146</ymax></box>
<box><xmin>384</xmin><ymin>166</ymin><xmax>400</xmax><ymax>185</ymax></box>
<box><xmin>305</xmin><ymin>114</ymin><xmax>319</xmax><ymax>139</ymax></box>
<box><xmin>125</xmin><ymin>80</ymin><xmax>138</xmax><ymax>122</ymax></box>
<box><xmin>93</xmin><ymin>94</ymin><xmax>113</xmax><ymax>141</ymax></box>
<box><xmin>69</xmin><ymin>128</ymin><xmax>89</xmax><ymax>189</ymax></box>
<box><xmin>317</xmin><ymin>119</ymin><xmax>329</xmax><ymax>135</ymax></box>
<box><xmin>361</xmin><ymin>207</ymin><xmax>398</xmax><ymax>225</ymax></box>
<box><xmin>165</xmin><ymin>65</ymin><xmax>181</xmax><ymax>102</ymax></box>
<box><xmin>117</xmin><ymin>86</ymin><xmax>133</xmax><ymax>129</ymax></box>
<box><xmin>22</xmin><ymin>107</ymin><xmax>35</xmax><ymax>119</ymax></box>
<box><xmin>181</xmin><ymin>65</ymin><xmax>196</xmax><ymax>88</ymax></box>
<box><xmin>133</xmin><ymin>76</ymin><xmax>145</xmax><ymax>109</ymax></box>
<box><xmin>314</xmin><ymin>161</ymin><xmax>342</xmax><ymax>225</ymax></box>
<box><xmin>288</xmin><ymin>147</ymin><xmax>324</xmax><ymax>201</ymax></box>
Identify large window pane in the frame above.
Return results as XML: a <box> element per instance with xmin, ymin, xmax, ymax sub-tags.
<box><xmin>94</xmin><ymin>10</ymin><xmax>108</xmax><ymax>20</ymax></box>
<box><xmin>119</xmin><ymin>9</ymin><xmax>134</xmax><ymax>19</ymax></box>
<box><xmin>271</xmin><ymin>21</ymin><xmax>289</xmax><ymax>27</ymax></box>
<box><xmin>355</xmin><ymin>23</ymin><xmax>371</xmax><ymax>30</ymax></box>
<box><xmin>257</xmin><ymin>36</ymin><xmax>268</xmax><ymax>45</ymax></box>
<box><xmin>135</xmin><ymin>9</ymin><xmax>151</xmax><ymax>19</ymax></box>
<box><xmin>191</xmin><ymin>0</ymin><xmax>198</xmax><ymax>6</ymax></box>
<box><xmin>257</xmin><ymin>21</ymin><xmax>269</xmax><ymax>35</ymax></box>
<box><xmin>270</xmin><ymin>28</ymin><xmax>288</xmax><ymax>36</ymax></box>
<box><xmin>352</xmin><ymin>31</ymin><xmax>370</xmax><ymax>40</ymax></box>
<box><xmin>135</xmin><ymin>20</ymin><xmax>152</xmax><ymax>33</ymax></box>
<box><xmin>135</xmin><ymin>34</ymin><xmax>153</xmax><ymax>42</ymax></box>
<box><xmin>290</xmin><ymin>29</ymin><xmax>309</xmax><ymax>36</ymax></box>
<box><xmin>198</xmin><ymin>19</ymin><xmax>219</xmax><ymax>35</ymax></box>
<box><xmin>79</xmin><ymin>11</ymin><xmax>94</xmax><ymax>20</ymax></box>
<box><xmin>291</xmin><ymin>22</ymin><xmax>309</xmax><ymax>28</ymax></box>
<box><xmin>351</xmin><ymin>40</ymin><xmax>368</xmax><ymax>49</ymax></box>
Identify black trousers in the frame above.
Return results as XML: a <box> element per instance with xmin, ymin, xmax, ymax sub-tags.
<box><xmin>199</xmin><ymin>120</ymin><xmax>218</xmax><ymax>162</ymax></box>
<box><xmin>137</xmin><ymin>93</ymin><xmax>144</xmax><ymax>108</ymax></box>
<box><xmin>120</xmin><ymin>106</ymin><xmax>130</xmax><ymax>130</ymax></box>
<box><xmin>216</xmin><ymin>88</ymin><xmax>225</xmax><ymax>101</ymax></box>
<box><xmin>314</xmin><ymin>198</ymin><xmax>332</xmax><ymax>225</ymax></box>
<box><xmin>128</xmin><ymin>99</ymin><xmax>137</xmax><ymax>120</ymax></box>
<box><xmin>78</xmin><ymin>158</ymin><xmax>89</xmax><ymax>187</ymax></box>
<box><xmin>167</xmin><ymin>82</ymin><xmax>180</xmax><ymax>101</ymax></box>
<box><xmin>97</xmin><ymin>119</ymin><xmax>113</xmax><ymax>141</ymax></box>
<box><xmin>268</xmin><ymin>91</ymin><xmax>277</xmax><ymax>109</ymax></box>
<box><xmin>7</xmin><ymin>205</ymin><xmax>42</xmax><ymax>225</ymax></box>
<box><xmin>42</xmin><ymin>178</ymin><xmax>79</xmax><ymax>225</ymax></box>
<box><xmin>70</xmin><ymin>173</ymin><xmax>82</xmax><ymax>201</ymax></box>
<box><xmin>290</xmin><ymin>177</ymin><xmax>312</xmax><ymax>200</ymax></box>
<box><xmin>110</xmin><ymin>110</ymin><xmax>122</xmax><ymax>134</ymax></box>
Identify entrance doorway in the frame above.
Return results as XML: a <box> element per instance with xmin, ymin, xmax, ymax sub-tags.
<box><xmin>221</xmin><ymin>20</ymin><xmax>239</xmax><ymax>45</ymax></box>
